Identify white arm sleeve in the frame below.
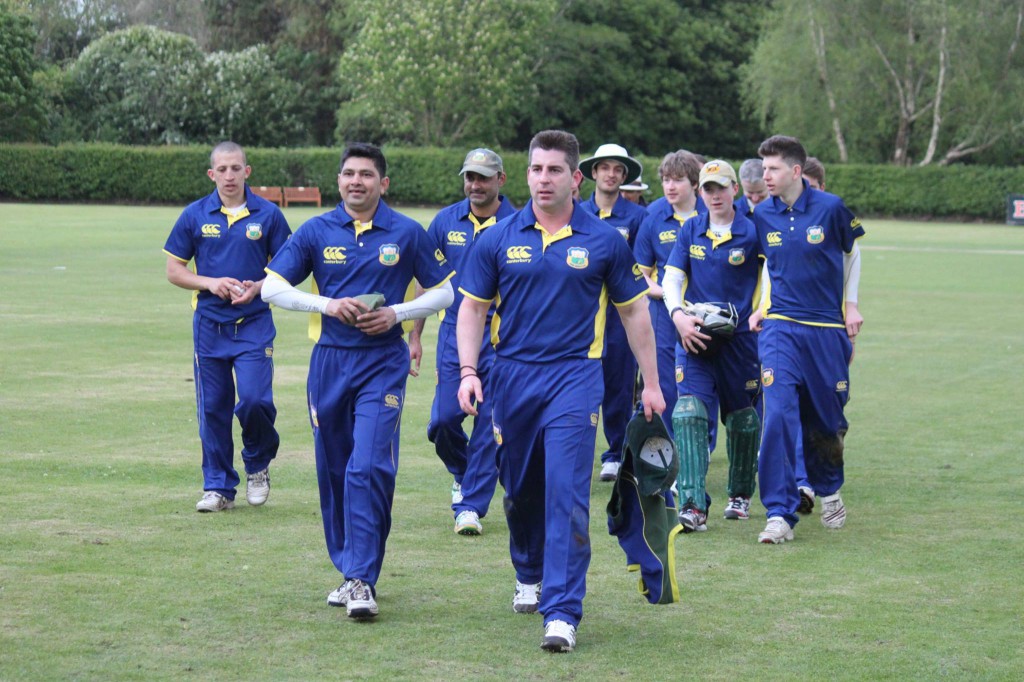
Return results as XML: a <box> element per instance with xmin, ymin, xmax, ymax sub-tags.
<box><xmin>661</xmin><ymin>268</ymin><xmax>687</xmax><ymax>313</ymax></box>
<box><xmin>843</xmin><ymin>243</ymin><xmax>861</xmax><ymax>304</ymax></box>
<box><xmin>261</xmin><ymin>275</ymin><xmax>331</xmax><ymax>313</ymax></box>
<box><xmin>390</xmin><ymin>280</ymin><xmax>454</xmax><ymax>323</ymax></box>
<box><xmin>759</xmin><ymin>260</ymin><xmax>770</xmax><ymax>310</ymax></box>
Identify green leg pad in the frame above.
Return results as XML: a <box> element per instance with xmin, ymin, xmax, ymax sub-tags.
<box><xmin>726</xmin><ymin>407</ymin><xmax>760</xmax><ymax>498</ymax></box>
<box><xmin>672</xmin><ymin>395</ymin><xmax>709</xmax><ymax>512</ymax></box>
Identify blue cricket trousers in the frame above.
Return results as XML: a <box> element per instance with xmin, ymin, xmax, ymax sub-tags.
<box><xmin>491</xmin><ymin>357</ymin><xmax>603</xmax><ymax>629</ymax></box>
<box><xmin>427</xmin><ymin>322</ymin><xmax>499</xmax><ymax>518</ymax></box>
<box><xmin>193</xmin><ymin>311</ymin><xmax>278</xmax><ymax>499</ymax></box>
<box><xmin>599</xmin><ymin>306</ymin><xmax>638</xmax><ymax>464</ymax></box>
<box><xmin>307</xmin><ymin>340</ymin><xmax>409</xmax><ymax>588</ymax></box>
<box><xmin>757</xmin><ymin>320</ymin><xmax>852</xmax><ymax>526</ymax></box>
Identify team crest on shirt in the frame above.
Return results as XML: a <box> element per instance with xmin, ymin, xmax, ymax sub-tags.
<box><xmin>493</xmin><ymin>422</ymin><xmax>503</xmax><ymax>445</ymax></box>
<box><xmin>379</xmin><ymin>243</ymin><xmax>400</xmax><ymax>266</ymax></box>
<box><xmin>566</xmin><ymin>247</ymin><xmax>590</xmax><ymax>269</ymax></box>
<box><xmin>659</xmin><ymin>230</ymin><xmax>676</xmax><ymax>244</ymax></box>
<box><xmin>761</xmin><ymin>368</ymin><xmax>775</xmax><ymax>387</ymax></box>
<box><xmin>245</xmin><ymin>223</ymin><xmax>263</xmax><ymax>240</ymax></box>
<box><xmin>807</xmin><ymin>226</ymin><xmax>824</xmax><ymax>244</ymax></box>
<box><xmin>729</xmin><ymin>248</ymin><xmax>746</xmax><ymax>265</ymax></box>
<box><xmin>675</xmin><ymin>365</ymin><xmax>684</xmax><ymax>383</ymax></box>
<box><xmin>616</xmin><ymin>226</ymin><xmax>630</xmax><ymax>240</ymax></box>
<box><xmin>384</xmin><ymin>394</ymin><xmax>401</xmax><ymax>408</ymax></box>
<box><xmin>836</xmin><ymin>380</ymin><xmax>849</xmax><ymax>393</ymax></box>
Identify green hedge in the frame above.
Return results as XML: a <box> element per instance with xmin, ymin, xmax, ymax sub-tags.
<box><xmin>1</xmin><ymin>143</ymin><xmax>1021</xmax><ymax>220</ymax></box>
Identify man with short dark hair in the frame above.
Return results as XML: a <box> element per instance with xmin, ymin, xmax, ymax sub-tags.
<box><xmin>262</xmin><ymin>142</ymin><xmax>455</xmax><ymax>618</ymax></box>
<box><xmin>164</xmin><ymin>141</ymin><xmax>291</xmax><ymax>513</ymax></box>
<box><xmin>413</xmin><ymin>148</ymin><xmax>517</xmax><ymax>535</ymax></box>
<box><xmin>633</xmin><ymin>150</ymin><xmax>706</xmax><ymax>436</ymax></box>
<box><xmin>749</xmin><ymin>135</ymin><xmax>864</xmax><ymax>544</ymax></box>
<box><xmin>579</xmin><ymin>143</ymin><xmax>649</xmax><ymax>482</ymax></box>
<box><xmin>456</xmin><ymin>130</ymin><xmax>664</xmax><ymax>653</ymax></box>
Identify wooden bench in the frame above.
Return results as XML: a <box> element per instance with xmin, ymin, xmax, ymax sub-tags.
<box><xmin>251</xmin><ymin>186</ymin><xmax>283</xmax><ymax>206</ymax></box>
<box><xmin>283</xmin><ymin>186</ymin><xmax>322</xmax><ymax>207</ymax></box>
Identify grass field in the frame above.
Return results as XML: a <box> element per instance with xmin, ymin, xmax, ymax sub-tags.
<box><xmin>2</xmin><ymin>203</ymin><xmax>1023</xmax><ymax>680</ymax></box>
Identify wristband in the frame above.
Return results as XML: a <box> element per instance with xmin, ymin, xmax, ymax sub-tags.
<box><xmin>670</xmin><ymin>307</ymin><xmax>684</xmax><ymax>318</ymax></box>
<box><xmin>460</xmin><ymin>373</ymin><xmax>478</xmax><ymax>381</ymax></box>
<box><xmin>460</xmin><ymin>365</ymin><xmax>477</xmax><ymax>372</ymax></box>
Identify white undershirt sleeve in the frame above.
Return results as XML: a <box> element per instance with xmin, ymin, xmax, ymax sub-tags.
<box><xmin>661</xmin><ymin>268</ymin><xmax>686</xmax><ymax>313</ymax></box>
<box><xmin>843</xmin><ymin>243</ymin><xmax>861</xmax><ymax>304</ymax></box>
<box><xmin>261</xmin><ymin>274</ymin><xmax>331</xmax><ymax>313</ymax></box>
<box><xmin>390</xmin><ymin>280</ymin><xmax>454</xmax><ymax>322</ymax></box>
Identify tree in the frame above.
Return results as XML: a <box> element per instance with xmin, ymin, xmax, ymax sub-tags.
<box><xmin>65</xmin><ymin>25</ymin><xmax>308</xmax><ymax>146</ymax></box>
<box><xmin>523</xmin><ymin>0</ymin><xmax>767</xmax><ymax>157</ymax></box>
<box><xmin>66</xmin><ymin>25</ymin><xmax>204</xmax><ymax>144</ymax></box>
<box><xmin>335</xmin><ymin>0</ymin><xmax>558</xmax><ymax>147</ymax></box>
<box><xmin>26</xmin><ymin>0</ymin><xmax>128</xmax><ymax>64</ymax></box>
<box><xmin>744</xmin><ymin>0</ymin><xmax>1024</xmax><ymax>166</ymax></box>
<box><xmin>0</xmin><ymin>4</ymin><xmax>46</xmax><ymax>141</ymax></box>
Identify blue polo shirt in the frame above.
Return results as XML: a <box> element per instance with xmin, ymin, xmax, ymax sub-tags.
<box><xmin>752</xmin><ymin>181</ymin><xmax>865</xmax><ymax>326</ymax></box>
<box><xmin>459</xmin><ymin>201</ymin><xmax>648</xmax><ymax>363</ymax></box>
<box><xmin>664</xmin><ymin>211</ymin><xmax>762</xmax><ymax>327</ymax></box>
<box><xmin>426</xmin><ymin>195</ymin><xmax>517</xmax><ymax>327</ymax></box>
<box><xmin>266</xmin><ymin>200</ymin><xmax>454</xmax><ymax>347</ymax></box>
<box><xmin>634</xmin><ymin>196</ymin><xmax>706</xmax><ymax>285</ymax></box>
<box><xmin>734</xmin><ymin>195</ymin><xmax>755</xmax><ymax>217</ymax></box>
<box><xmin>164</xmin><ymin>185</ymin><xmax>292</xmax><ymax>324</ymax></box>
<box><xmin>579</xmin><ymin>194</ymin><xmax>648</xmax><ymax>246</ymax></box>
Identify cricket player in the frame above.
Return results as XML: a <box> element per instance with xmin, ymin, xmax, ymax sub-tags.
<box><xmin>619</xmin><ymin>175</ymin><xmax>649</xmax><ymax>206</ymax></box>
<box><xmin>803</xmin><ymin>156</ymin><xmax>826</xmax><ymax>190</ymax></box>
<box><xmin>749</xmin><ymin>135</ymin><xmax>864</xmax><ymax>544</ymax></box>
<box><xmin>661</xmin><ymin>160</ymin><xmax>763</xmax><ymax>531</ymax></box>
<box><xmin>633</xmin><ymin>150</ymin><xmax>706</xmax><ymax>435</ymax></box>
<box><xmin>735</xmin><ymin>158</ymin><xmax>769</xmax><ymax>216</ymax></box>
<box><xmin>261</xmin><ymin>143</ymin><xmax>455</xmax><ymax>617</ymax></box>
<box><xmin>412</xmin><ymin>148</ymin><xmax>517</xmax><ymax>535</ymax></box>
<box><xmin>456</xmin><ymin>130</ymin><xmax>664</xmax><ymax>653</ymax></box>
<box><xmin>164</xmin><ymin>141</ymin><xmax>291</xmax><ymax>513</ymax></box>
<box><xmin>578</xmin><ymin>143</ymin><xmax>648</xmax><ymax>482</ymax></box>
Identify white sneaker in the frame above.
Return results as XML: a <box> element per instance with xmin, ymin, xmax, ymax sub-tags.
<box><xmin>679</xmin><ymin>506</ymin><xmax>708</xmax><ymax>532</ymax></box>
<box><xmin>758</xmin><ymin>516</ymin><xmax>794</xmax><ymax>544</ymax></box>
<box><xmin>327</xmin><ymin>579</ymin><xmax>355</xmax><ymax>607</ymax></box>
<box><xmin>196</xmin><ymin>491</ymin><xmax>234</xmax><ymax>513</ymax></box>
<box><xmin>454</xmin><ymin>510</ymin><xmax>482</xmax><ymax>535</ymax></box>
<box><xmin>512</xmin><ymin>580</ymin><xmax>541</xmax><ymax>614</ymax></box>
<box><xmin>246</xmin><ymin>469</ymin><xmax>270</xmax><ymax>506</ymax></box>
<box><xmin>345</xmin><ymin>579</ymin><xmax>378</xmax><ymax>619</ymax></box>
<box><xmin>723</xmin><ymin>497</ymin><xmax>750</xmax><ymax>520</ymax></box>
<box><xmin>599</xmin><ymin>461</ymin><xmax>620</xmax><ymax>482</ymax></box>
<box><xmin>451</xmin><ymin>481</ymin><xmax>464</xmax><ymax>505</ymax></box>
<box><xmin>820</xmin><ymin>492</ymin><xmax>847</xmax><ymax>529</ymax></box>
<box><xmin>541</xmin><ymin>620</ymin><xmax>576</xmax><ymax>653</ymax></box>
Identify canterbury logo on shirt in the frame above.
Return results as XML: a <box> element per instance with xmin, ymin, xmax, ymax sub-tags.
<box><xmin>506</xmin><ymin>246</ymin><xmax>532</xmax><ymax>263</ymax></box>
<box><xmin>659</xmin><ymin>230</ymin><xmax>676</xmax><ymax>243</ymax></box>
<box><xmin>447</xmin><ymin>231</ymin><xmax>468</xmax><ymax>245</ymax></box>
<box><xmin>766</xmin><ymin>231</ymin><xmax>783</xmax><ymax>246</ymax></box>
<box><xmin>322</xmin><ymin>246</ymin><xmax>347</xmax><ymax>263</ymax></box>
<box><xmin>689</xmin><ymin>244</ymin><xmax>707</xmax><ymax>260</ymax></box>
<box><xmin>201</xmin><ymin>224</ymin><xmax>221</xmax><ymax>237</ymax></box>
